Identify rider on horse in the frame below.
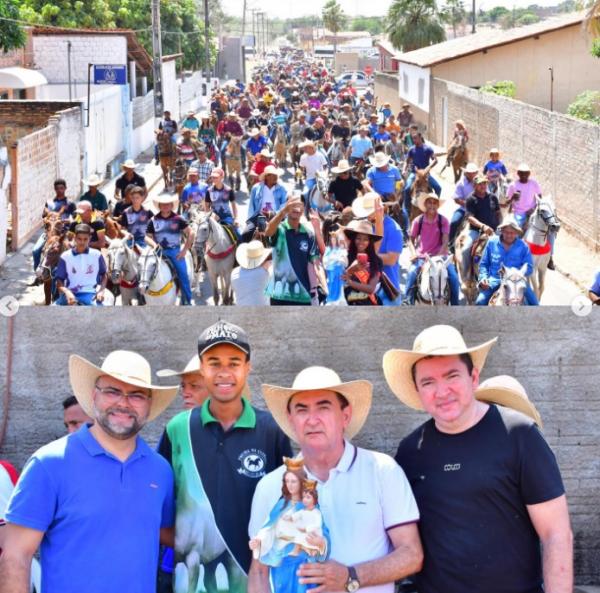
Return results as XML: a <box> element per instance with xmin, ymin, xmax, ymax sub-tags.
<box><xmin>118</xmin><ymin>186</ymin><xmax>152</xmax><ymax>250</ymax></box>
<box><xmin>476</xmin><ymin>216</ymin><xmax>539</xmax><ymax>306</ymax></box>
<box><xmin>362</xmin><ymin>152</ymin><xmax>403</xmax><ymax>203</ymax></box>
<box><xmin>204</xmin><ymin>168</ymin><xmax>241</xmax><ymax>240</ymax></box>
<box><xmin>449</xmin><ymin>162</ymin><xmax>479</xmax><ymax>251</ymax></box>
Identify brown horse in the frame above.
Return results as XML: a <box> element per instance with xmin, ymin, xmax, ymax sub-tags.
<box><xmin>454</xmin><ymin>228</ymin><xmax>491</xmax><ymax>305</ymax></box>
<box><xmin>156</xmin><ymin>130</ymin><xmax>175</xmax><ymax>188</ymax></box>
<box><xmin>37</xmin><ymin>214</ymin><xmax>69</xmax><ymax>305</ymax></box>
<box><xmin>410</xmin><ymin>169</ymin><xmax>432</xmax><ymax>224</ymax></box>
<box><xmin>225</xmin><ymin>135</ymin><xmax>243</xmax><ymax>191</ymax></box>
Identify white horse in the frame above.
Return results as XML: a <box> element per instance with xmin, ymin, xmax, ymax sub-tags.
<box><xmin>524</xmin><ymin>196</ymin><xmax>560</xmax><ymax>300</ymax></box>
<box><xmin>137</xmin><ymin>247</ymin><xmax>194</xmax><ymax>306</ymax></box>
<box><xmin>308</xmin><ymin>169</ymin><xmax>332</xmax><ymax>215</ymax></box>
<box><xmin>416</xmin><ymin>255</ymin><xmax>452</xmax><ymax>305</ymax></box>
<box><xmin>106</xmin><ymin>238</ymin><xmax>141</xmax><ymax>306</ymax></box>
<box><xmin>328</xmin><ymin>138</ymin><xmax>346</xmax><ymax>167</ymax></box>
<box><xmin>490</xmin><ymin>264</ymin><xmax>528</xmax><ymax>306</ymax></box>
<box><xmin>193</xmin><ymin>212</ymin><xmax>236</xmax><ymax>305</ymax></box>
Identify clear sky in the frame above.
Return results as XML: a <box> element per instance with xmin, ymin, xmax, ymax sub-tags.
<box><xmin>221</xmin><ymin>0</ymin><xmax>569</xmax><ymax>20</ymax></box>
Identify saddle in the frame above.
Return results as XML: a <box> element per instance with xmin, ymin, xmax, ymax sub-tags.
<box><xmin>469</xmin><ymin>235</ymin><xmax>488</xmax><ymax>277</ymax></box>
<box><xmin>161</xmin><ymin>254</ymin><xmax>182</xmax><ymax>292</ymax></box>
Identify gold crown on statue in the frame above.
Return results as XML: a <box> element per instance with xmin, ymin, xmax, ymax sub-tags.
<box><xmin>303</xmin><ymin>479</ymin><xmax>318</xmax><ymax>490</ymax></box>
<box><xmin>283</xmin><ymin>457</ymin><xmax>304</xmax><ymax>471</ymax></box>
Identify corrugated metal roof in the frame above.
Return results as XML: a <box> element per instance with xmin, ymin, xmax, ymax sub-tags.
<box><xmin>395</xmin><ymin>11</ymin><xmax>585</xmax><ymax>68</ymax></box>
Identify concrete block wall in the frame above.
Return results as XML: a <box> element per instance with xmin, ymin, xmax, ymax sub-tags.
<box><xmin>0</xmin><ymin>308</ymin><xmax>599</xmax><ymax>583</ymax></box>
<box><xmin>430</xmin><ymin>78</ymin><xmax>600</xmax><ymax>250</ymax></box>
<box><xmin>0</xmin><ymin>48</ymin><xmax>24</xmax><ymax>68</ymax></box>
<box><xmin>32</xmin><ymin>35</ymin><xmax>128</xmax><ymax>84</ymax></box>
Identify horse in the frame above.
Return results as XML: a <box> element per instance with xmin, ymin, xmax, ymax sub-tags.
<box><xmin>441</xmin><ymin>141</ymin><xmax>468</xmax><ymax>183</ymax></box>
<box><xmin>224</xmin><ymin>135</ymin><xmax>243</xmax><ymax>191</ymax></box>
<box><xmin>37</xmin><ymin>215</ymin><xmax>68</xmax><ymax>305</ymax></box>
<box><xmin>328</xmin><ymin>138</ymin><xmax>346</xmax><ymax>168</ymax></box>
<box><xmin>106</xmin><ymin>239</ymin><xmax>141</xmax><ymax>306</ymax></box>
<box><xmin>524</xmin><ymin>196</ymin><xmax>560</xmax><ymax>300</ymax></box>
<box><xmin>454</xmin><ymin>228</ymin><xmax>491</xmax><ymax>305</ymax></box>
<box><xmin>489</xmin><ymin>264</ymin><xmax>528</xmax><ymax>306</ymax></box>
<box><xmin>137</xmin><ymin>247</ymin><xmax>193</xmax><ymax>306</ymax></box>
<box><xmin>273</xmin><ymin>124</ymin><xmax>288</xmax><ymax>167</ymax></box>
<box><xmin>416</xmin><ymin>255</ymin><xmax>451</xmax><ymax>305</ymax></box>
<box><xmin>409</xmin><ymin>169</ymin><xmax>432</xmax><ymax>224</ymax></box>
<box><xmin>156</xmin><ymin>129</ymin><xmax>175</xmax><ymax>188</ymax></box>
<box><xmin>307</xmin><ymin>169</ymin><xmax>333</xmax><ymax>215</ymax></box>
<box><xmin>193</xmin><ymin>212</ymin><xmax>236</xmax><ymax>305</ymax></box>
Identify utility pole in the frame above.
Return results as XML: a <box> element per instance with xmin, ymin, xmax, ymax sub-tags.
<box><xmin>262</xmin><ymin>13</ymin><xmax>266</xmax><ymax>54</ymax></box>
<box><xmin>204</xmin><ymin>0</ymin><xmax>211</xmax><ymax>84</ymax></box>
<box><xmin>241</xmin><ymin>0</ymin><xmax>247</xmax><ymax>42</ymax></box>
<box><xmin>151</xmin><ymin>0</ymin><xmax>163</xmax><ymax>117</ymax></box>
<box><xmin>472</xmin><ymin>0</ymin><xmax>476</xmax><ymax>34</ymax></box>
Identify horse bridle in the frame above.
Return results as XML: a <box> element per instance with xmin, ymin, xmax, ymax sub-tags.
<box><xmin>502</xmin><ymin>273</ymin><xmax>527</xmax><ymax>305</ymax></box>
<box><xmin>529</xmin><ymin>203</ymin><xmax>559</xmax><ymax>240</ymax></box>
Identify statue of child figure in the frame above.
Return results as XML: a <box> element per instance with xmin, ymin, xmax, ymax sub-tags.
<box><xmin>249</xmin><ymin>457</ymin><xmax>330</xmax><ymax>593</ymax></box>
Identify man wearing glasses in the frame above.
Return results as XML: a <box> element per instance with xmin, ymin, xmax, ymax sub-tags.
<box><xmin>0</xmin><ymin>350</ymin><xmax>178</xmax><ymax>593</ymax></box>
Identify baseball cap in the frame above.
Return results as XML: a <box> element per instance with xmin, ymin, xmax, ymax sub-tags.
<box><xmin>197</xmin><ymin>320</ymin><xmax>251</xmax><ymax>358</ymax></box>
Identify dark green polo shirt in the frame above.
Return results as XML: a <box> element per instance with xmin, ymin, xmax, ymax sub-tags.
<box><xmin>80</xmin><ymin>190</ymin><xmax>108</xmax><ymax>212</ymax></box>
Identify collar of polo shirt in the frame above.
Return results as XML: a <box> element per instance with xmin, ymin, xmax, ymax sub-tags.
<box><xmin>201</xmin><ymin>397</ymin><xmax>256</xmax><ymax>428</ymax></box>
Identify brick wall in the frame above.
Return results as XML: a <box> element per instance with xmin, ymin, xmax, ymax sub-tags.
<box><xmin>0</xmin><ymin>308</ymin><xmax>599</xmax><ymax>583</ymax></box>
<box><xmin>0</xmin><ymin>48</ymin><xmax>24</xmax><ymax>68</ymax></box>
<box><xmin>0</xmin><ymin>101</ymin><xmax>80</xmax><ymax>146</ymax></box>
<box><xmin>430</xmin><ymin>79</ymin><xmax>600</xmax><ymax>249</ymax></box>
<box><xmin>32</xmin><ymin>35</ymin><xmax>128</xmax><ymax>84</ymax></box>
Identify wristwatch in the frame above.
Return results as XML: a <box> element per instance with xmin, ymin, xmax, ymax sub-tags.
<box><xmin>345</xmin><ymin>566</ymin><xmax>360</xmax><ymax>592</ymax></box>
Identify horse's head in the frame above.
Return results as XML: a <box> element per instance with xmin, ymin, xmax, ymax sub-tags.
<box><xmin>316</xmin><ymin>168</ymin><xmax>329</xmax><ymax>191</ymax></box>
<box><xmin>421</xmin><ymin>255</ymin><xmax>451</xmax><ymax>305</ymax></box>
<box><xmin>137</xmin><ymin>247</ymin><xmax>158</xmax><ymax>293</ymax></box>
<box><xmin>38</xmin><ymin>237</ymin><xmax>65</xmax><ymax>281</ymax></box>
<box><xmin>537</xmin><ymin>197</ymin><xmax>560</xmax><ymax>233</ymax></box>
<box><xmin>107</xmin><ymin>239</ymin><xmax>127</xmax><ymax>284</ymax></box>
<box><xmin>193</xmin><ymin>211</ymin><xmax>211</xmax><ymax>247</ymax></box>
<box><xmin>499</xmin><ymin>264</ymin><xmax>528</xmax><ymax>306</ymax></box>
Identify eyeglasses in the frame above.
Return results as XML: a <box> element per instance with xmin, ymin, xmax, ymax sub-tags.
<box><xmin>94</xmin><ymin>384</ymin><xmax>151</xmax><ymax>406</ymax></box>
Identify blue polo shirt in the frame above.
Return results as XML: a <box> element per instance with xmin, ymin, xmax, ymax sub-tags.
<box><xmin>6</xmin><ymin>424</ymin><xmax>174</xmax><ymax>593</ymax></box>
<box><xmin>246</xmin><ymin>136</ymin><xmax>268</xmax><ymax>156</ymax></box>
<box><xmin>366</xmin><ymin>165</ymin><xmax>402</xmax><ymax>196</ymax></box>
<box><xmin>407</xmin><ymin>144</ymin><xmax>435</xmax><ymax>171</ymax></box>
<box><xmin>379</xmin><ymin>215</ymin><xmax>404</xmax><ymax>289</ymax></box>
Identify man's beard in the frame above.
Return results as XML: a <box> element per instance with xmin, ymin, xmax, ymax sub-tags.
<box><xmin>93</xmin><ymin>403</ymin><xmax>146</xmax><ymax>440</ymax></box>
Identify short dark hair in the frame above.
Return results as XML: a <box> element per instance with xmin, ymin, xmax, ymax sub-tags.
<box><xmin>286</xmin><ymin>391</ymin><xmax>349</xmax><ymax>413</ymax></box>
<box><xmin>54</xmin><ymin>179</ymin><xmax>67</xmax><ymax>188</ymax></box>
<box><xmin>74</xmin><ymin>223</ymin><xmax>91</xmax><ymax>235</ymax></box>
<box><xmin>411</xmin><ymin>353</ymin><xmax>474</xmax><ymax>385</ymax></box>
<box><xmin>62</xmin><ymin>395</ymin><xmax>79</xmax><ymax>410</ymax></box>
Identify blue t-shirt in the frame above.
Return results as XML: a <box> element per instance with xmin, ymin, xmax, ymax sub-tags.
<box><xmin>350</xmin><ymin>135</ymin><xmax>373</xmax><ymax>158</ymax></box>
<box><xmin>373</xmin><ymin>131</ymin><xmax>391</xmax><ymax>143</ymax></box>
<box><xmin>6</xmin><ymin>424</ymin><xmax>175</xmax><ymax>593</ymax></box>
<box><xmin>367</xmin><ymin>165</ymin><xmax>402</xmax><ymax>196</ymax></box>
<box><xmin>589</xmin><ymin>268</ymin><xmax>600</xmax><ymax>296</ymax></box>
<box><xmin>408</xmin><ymin>144</ymin><xmax>435</xmax><ymax>171</ymax></box>
<box><xmin>246</xmin><ymin>136</ymin><xmax>268</xmax><ymax>156</ymax></box>
<box><xmin>181</xmin><ymin>181</ymin><xmax>209</xmax><ymax>205</ymax></box>
<box><xmin>483</xmin><ymin>160</ymin><xmax>508</xmax><ymax>176</ymax></box>
<box><xmin>379</xmin><ymin>215</ymin><xmax>403</xmax><ymax>289</ymax></box>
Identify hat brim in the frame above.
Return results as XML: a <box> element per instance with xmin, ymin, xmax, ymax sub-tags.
<box><xmin>121</xmin><ymin>163</ymin><xmax>138</xmax><ymax>169</ymax></box>
<box><xmin>262</xmin><ymin>380</ymin><xmax>373</xmax><ymax>443</ymax></box>
<box><xmin>498</xmin><ymin>222</ymin><xmax>523</xmax><ymax>235</ymax></box>
<box><xmin>475</xmin><ymin>386</ymin><xmax>542</xmax><ymax>427</ymax></box>
<box><xmin>69</xmin><ymin>355</ymin><xmax>178</xmax><ymax>422</ymax></box>
<box><xmin>153</xmin><ymin>197</ymin><xmax>179</xmax><ymax>208</ymax></box>
<box><xmin>342</xmin><ymin>226</ymin><xmax>382</xmax><ymax>241</ymax></box>
<box><xmin>382</xmin><ymin>338</ymin><xmax>498</xmax><ymax>411</ymax></box>
<box><xmin>331</xmin><ymin>165</ymin><xmax>354</xmax><ymax>174</ymax></box>
<box><xmin>417</xmin><ymin>193</ymin><xmax>445</xmax><ymax>213</ymax></box>
<box><xmin>236</xmin><ymin>244</ymin><xmax>272</xmax><ymax>270</ymax></box>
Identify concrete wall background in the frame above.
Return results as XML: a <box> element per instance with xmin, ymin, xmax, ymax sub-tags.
<box><xmin>54</xmin><ymin>107</ymin><xmax>83</xmax><ymax>197</ymax></box>
<box><xmin>430</xmin><ymin>78</ymin><xmax>600</xmax><ymax>250</ymax></box>
<box><xmin>374</xmin><ymin>72</ymin><xmax>428</xmax><ymax>129</ymax></box>
<box><xmin>0</xmin><ymin>308</ymin><xmax>599</xmax><ymax>583</ymax></box>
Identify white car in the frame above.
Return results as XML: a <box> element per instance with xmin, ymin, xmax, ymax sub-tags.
<box><xmin>335</xmin><ymin>71</ymin><xmax>371</xmax><ymax>89</ymax></box>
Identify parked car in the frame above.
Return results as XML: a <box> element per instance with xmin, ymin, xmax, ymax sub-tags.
<box><xmin>335</xmin><ymin>71</ymin><xmax>371</xmax><ymax>90</ymax></box>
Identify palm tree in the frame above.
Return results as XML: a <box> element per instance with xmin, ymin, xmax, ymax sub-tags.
<box><xmin>386</xmin><ymin>0</ymin><xmax>446</xmax><ymax>52</ymax></box>
<box><xmin>585</xmin><ymin>0</ymin><xmax>600</xmax><ymax>37</ymax></box>
<box><xmin>322</xmin><ymin>0</ymin><xmax>347</xmax><ymax>68</ymax></box>
<box><xmin>441</xmin><ymin>0</ymin><xmax>466</xmax><ymax>38</ymax></box>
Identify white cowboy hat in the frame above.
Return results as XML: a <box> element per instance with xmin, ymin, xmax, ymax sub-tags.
<box><xmin>259</xmin><ymin>148</ymin><xmax>273</xmax><ymax>158</ymax></box>
<box><xmin>368</xmin><ymin>152</ymin><xmax>391</xmax><ymax>169</ymax></box>
<box><xmin>157</xmin><ymin>355</ymin><xmax>201</xmax><ymax>378</ymax></box>
<box><xmin>236</xmin><ymin>240</ymin><xmax>272</xmax><ymax>270</ymax></box>
<box><xmin>497</xmin><ymin>215</ymin><xmax>523</xmax><ymax>235</ymax></box>
<box><xmin>153</xmin><ymin>193</ymin><xmax>179</xmax><ymax>210</ymax></box>
<box><xmin>489</xmin><ymin>148</ymin><xmax>500</xmax><ymax>154</ymax></box>
<box><xmin>262</xmin><ymin>366</ymin><xmax>373</xmax><ymax>442</ymax></box>
<box><xmin>382</xmin><ymin>325</ymin><xmax>498</xmax><ymax>411</ymax></box>
<box><xmin>331</xmin><ymin>159</ymin><xmax>354</xmax><ymax>175</ymax></box>
<box><xmin>84</xmin><ymin>173</ymin><xmax>103</xmax><ymax>186</ymax></box>
<box><xmin>417</xmin><ymin>192</ymin><xmax>445</xmax><ymax>213</ymax></box>
<box><xmin>475</xmin><ymin>375</ymin><xmax>542</xmax><ymax>427</ymax></box>
<box><xmin>463</xmin><ymin>162</ymin><xmax>478</xmax><ymax>174</ymax></box>
<box><xmin>351</xmin><ymin>192</ymin><xmax>380</xmax><ymax>219</ymax></box>
<box><xmin>69</xmin><ymin>351</ymin><xmax>178</xmax><ymax>422</ymax></box>
<box><xmin>121</xmin><ymin>159</ymin><xmax>138</xmax><ymax>169</ymax></box>
<box><xmin>517</xmin><ymin>163</ymin><xmax>531</xmax><ymax>172</ymax></box>
<box><xmin>299</xmin><ymin>139</ymin><xmax>315</xmax><ymax>149</ymax></box>
<box><xmin>250</xmin><ymin>127</ymin><xmax>261</xmax><ymax>136</ymax></box>
<box><xmin>260</xmin><ymin>165</ymin><xmax>283</xmax><ymax>180</ymax></box>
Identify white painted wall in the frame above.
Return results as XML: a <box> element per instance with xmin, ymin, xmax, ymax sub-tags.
<box><xmin>0</xmin><ymin>147</ymin><xmax>10</xmax><ymax>266</ymax></box>
<box><xmin>162</xmin><ymin>60</ymin><xmax>179</xmax><ymax>123</ymax></box>
<box><xmin>399</xmin><ymin>62</ymin><xmax>430</xmax><ymax>113</ymax></box>
<box><xmin>55</xmin><ymin>107</ymin><xmax>84</xmax><ymax>197</ymax></box>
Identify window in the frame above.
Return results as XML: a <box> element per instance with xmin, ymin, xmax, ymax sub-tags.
<box><xmin>0</xmin><ymin>92</ymin><xmax>8</xmax><ymax>101</ymax></box>
<box><xmin>418</xmin><ymin>78</ymin><xmax>425</xmax><ymax>105</ymax></box>
<box><xmin>403</xmin><ymin>72</ymin><xmax>409</xmax><ymax>94</ymax></box>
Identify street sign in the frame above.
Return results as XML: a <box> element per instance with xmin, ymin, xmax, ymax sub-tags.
<box><xmin>93</xmin><ymin>64</ymin><xmax>127</xmax><ymax>85</ymax></box>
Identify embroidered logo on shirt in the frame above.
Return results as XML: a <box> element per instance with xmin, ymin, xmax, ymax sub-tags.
<box><xmin>149</xmin><ymin>482</ymin><xmax>159</xmax><ymax>489</ymax></box>
<box><xmin>443</xmin><ymin>463</ymin><xmax>461</xmax><ymax>472</ymax></box>
<box><xmin>299</xmin><ymin>240</ymin><xmax>309</xmax><ymax>252</ymax></box>
<box><xmin>237</xmin><ymin>448</ymin><xmax>267</xmax><ymax>478</ymax></box>
<box><xmin>86</xmin><ymin>265</ymin><xmax>94</xmax><ymax>274</ymax></box>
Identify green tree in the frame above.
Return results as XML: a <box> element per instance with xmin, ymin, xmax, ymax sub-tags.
<box><xmin>441</xmin><ymin>0</ymin><xmax>466</xmax><ymax>38</ymax></box>
<box><xmin>585</xmin><ymin>0</ymin><xmax>600</xmax><ymax>37</ymax></box>
<box><xmin>386</xmin><ymin>0</ymin><xmax>445</xmax><ymax>52</ymax></box>
<box><xmin>480</xmin><ymin>80</ymin><xmax>516</xmax><ymax>98</ymax></box>
<box><xmin>567</xmin><ymin>90</ymin><xmax>600</xmax><ymax>124</ymax></box>
<box><xmin>487</xmin><ymin>6</ymin><xmax>510</xmax><ymax>23</ymax></box>
<box><xmin>322</xmin><ymin>0</ymin><xmax>347</xmax><ymax>66</ymax></box>
<box><xmin>515</xmin><ymin>12</ymin><xmax>540</xmax><ymax>26</ymax></box>
<box><xmin>0</xmin><ymin>0</ymin><xmax>26</xmax><ymax>53</ymax></box>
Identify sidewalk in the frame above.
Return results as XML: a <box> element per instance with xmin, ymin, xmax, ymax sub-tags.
<box><xmin>0</xmin><ymin>147</ymin><xmax>165</xmax><ymax>305</ymax></box>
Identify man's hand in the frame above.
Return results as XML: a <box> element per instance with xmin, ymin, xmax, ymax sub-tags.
<box><xmin>479</xmin><ymin>279</ymin><xmax>490</xmax><ymax>290</ymax></box>
<box><xmin>65</xmin><ymin>290</ymin><xmax>77</xmax><ymax>306</ymax></box>
<box><xmin>285</xmin><ymin>197</ymin><xmax>303</xmax><ymax>213</ymax></box>
<box><xmin>95</xmin><ymin>289</ymin><xmax>105</xmax><ymax>303</ymax></box>
<box><xmin>297</xmin><ymin>559</ymin><xmax>348</xmax><ymax>593</ymax></box>
<box><xmin>176</xmin><ymin>248</ymin><xmax>187</xmax><ymax>261</ymax></box>
<box><xmin>482</xmin><ymin>225</ymin><xmax>495</xmax><ymax>236</ymax></box>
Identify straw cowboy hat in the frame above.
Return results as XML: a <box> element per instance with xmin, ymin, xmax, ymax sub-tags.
<box><xmin>382</xmin><ymin>325</ymin><xmax>498</xmax><ymax>411</ymax></box>
<box><xmin>331</xmin><ymin>159</ymin><xmax>353</xmax><ymax>175</ymax></box>
<box><xmin>369</xmin><ymin>152</ymin><xmax>391</xmax><ymax>168</ymax></box>
<box><xmin>417</xmin><ymin>192</ymin><xmax>445</xmax><ymax>213</ymax></box>
<box><xmin>351</xmin><ymin>192</ymin><xmax>380</xmax><ymax>219</ymax></box>
<box><xmin>121</xmin><ymin>159</ymin><xmax>138</xmax><ymax>169</ymax></box>
<box><xmin>69</xmin><ymin>351</ymin><xmax>178</xmax><ymax>422</ymax></box>
<box><xmin>153</xmin><ymin>193</ymin><xmax>179</xmax><ymax>210</ymax></box>
<box><xmin>236</xmin><ymin>240</ymin><xmax>272</xmax><ymax>270</ymax></box>
<box><xmin>84</xmin><ymin>173</ymin><xmax>103</xmax><ymax>187</ymax></box>
<box><xmin>262</xmin><ymin>367</ymin><xmax>373</xmax><ymax>442</ymax></box>
<box><xmin>475</xmin><ymin>375</ymin><xmax>543</xmax><ymax>427</ymax></box>
<box><xmin>497</xmin><ymin>214</ymin><xmax>523</xmax><ymax>235</ymax></box>
<box><xmin>156</xmin><ymin>355</ymin><xmax>201</xmax><ymax>378</ymax></box>
<box><xmin>260</xmin><ymin>165</ymin><xmax>283</xmax><ymax>180</ymax></box>
<box><xmin>342</xmin><ymin>219</ymin><xmax>381</xmax><ymax>240</ymax></box>
<box><xmin>463</xmin><ymin>162</ymin><xmax>478</xmax><ymax>174</ymax></box>
<box><xmin>299</xmin><ymin>139</ymin><xmax>315</xmax><ymax>149</ymax></box>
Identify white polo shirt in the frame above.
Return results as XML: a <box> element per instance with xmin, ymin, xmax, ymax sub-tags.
<box><xmin>249</xmin><ymin>440</ymin><xmax>419</xmax><ymax>593</ymax></box>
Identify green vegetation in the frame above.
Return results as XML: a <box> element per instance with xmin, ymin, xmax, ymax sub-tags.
<box><xmin>480</xmin><ymin>80</ymin><xmax>517</xmax><ymax>98</ymax></box>
<box><xmin>386</xmin><ymin>0</ymin><xmax>446</xmax><ymax>52</ymax></box>
<box><xmin>0</xmin><ymin>0</ymin><xmax>26</xmax><ymax>52</ymax></box>
<box><xmin>567</xmin><ymin>90</ymin><xmax>600</xmax><ymax>124</ymax></box>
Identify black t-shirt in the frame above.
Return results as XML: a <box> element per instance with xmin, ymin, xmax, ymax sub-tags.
<box><xmin>115</xmin><ymin>171</ymin><xmax>146</xmax><ymax>200</ymax></box>
<box><xmin>69</xmin><ymin>219</ymin><xmax>105</xmax><ymax>244</ymax></box>
<box><xmin>331</xmin><ymin>124</ymin><xmax>350</xmax><ymax>141</ymax></box>
<box><xmin>328</xmin><ymin>176</ymin><xmax>363</xmax><ymax>208</ymax></box>
<box><xmin>395</xmin><ymin>404</ymin><xmax>564</xmax><ymax>593</ymax></box>
<box><xmin>466</xmin><ymin>192</ymin><xmax>500</xmax><ymax>231</ymax></box>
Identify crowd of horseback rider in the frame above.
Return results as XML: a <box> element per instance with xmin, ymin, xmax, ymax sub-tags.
<box><xmin>30</xmin><ymin>51</ymin><xmax>560</xmax><ymax>306</ymax></box>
